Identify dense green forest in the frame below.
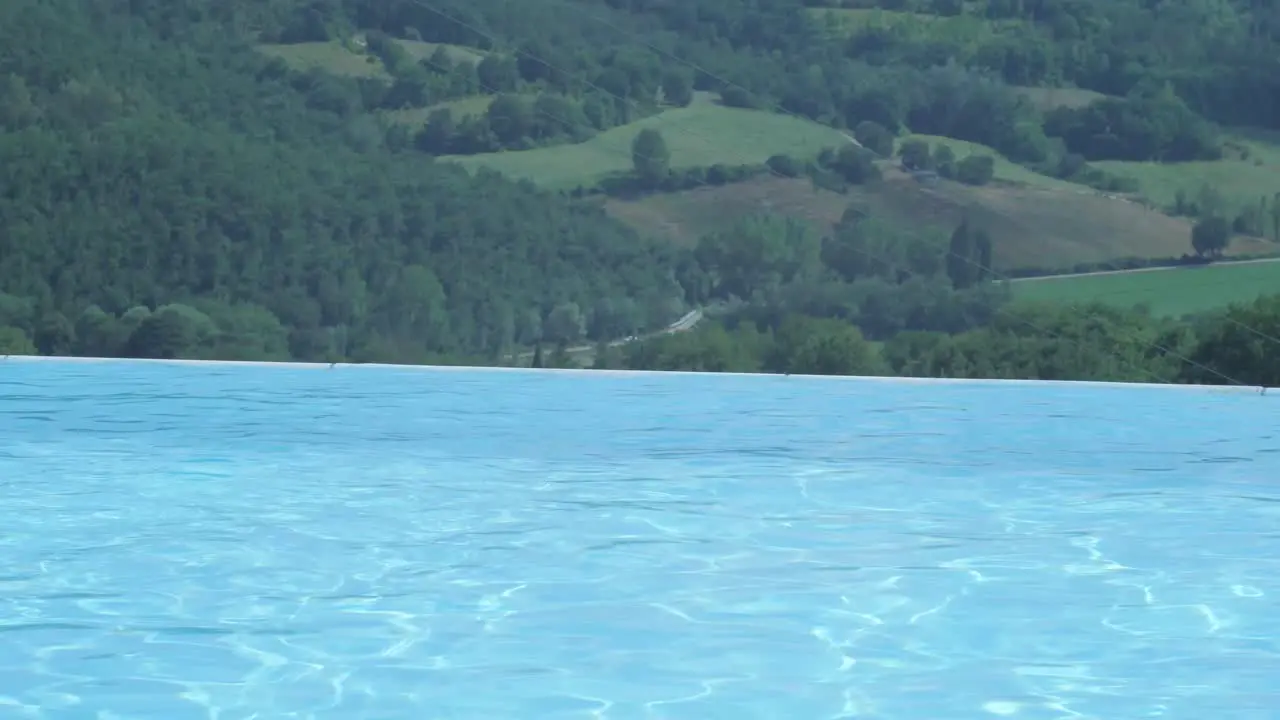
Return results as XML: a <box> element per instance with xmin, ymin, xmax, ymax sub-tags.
<box><xmin>1</xmin><ymin>0</ymin><xmax>1279</xmax><ymax>388</ymax></box>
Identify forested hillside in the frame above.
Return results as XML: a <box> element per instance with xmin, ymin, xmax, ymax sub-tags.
<box><xmin>2</xmin><ymin>0</ymin><xmax>1279</xmax><ymax>388</ymax></box>
<box><xmin>0</xmin><ymin>0</ymin><xmax>686</xmax><ymax>364</ymax></box>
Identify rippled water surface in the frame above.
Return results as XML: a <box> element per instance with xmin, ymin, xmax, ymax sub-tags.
<box><xmin>2</xmin><ymin>360</ymin><xmax>1279</xmax><ymax>719</ymax></box>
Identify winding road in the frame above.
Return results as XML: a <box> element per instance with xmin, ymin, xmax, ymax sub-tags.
<box><xmin>515</xmin><ymin>308</ymin><xmax>704</xmax><ymax>362</ymax></box>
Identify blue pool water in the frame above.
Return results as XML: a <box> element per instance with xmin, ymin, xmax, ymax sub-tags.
<box><xmin>1</xmin><ymin>360</ymin><xmax>1278</xmax><ymax>719</ymax></box>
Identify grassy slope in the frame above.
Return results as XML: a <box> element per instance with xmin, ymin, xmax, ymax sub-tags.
<box><xmin>900</xmin><ymin>134</ymin><xmax>1080</xmax><ymax>190</ymax></box>
<box><xmin>256</xmin><ymin>38</ymin><xmax>483</xmax><ymax>78</ymax></box>
<box><xmin>606</xmin><ymin>175</ymin><xmax>854</xmax><ymax>247</ymax></box>
<box><xmin>1011</xmin><ymin>260</ymin><xmax>1280</xmax><ymax>316</ymax></box>
<box><xmin>384</xmin><ymin>95</ymin><xmax>497</xmax><ymax>126</ymax></box>
<box><xmin>394</xmin><ymin>39</ymin><xmax>485</xmax><ymax>65</ymax></box>
<box><xmin>1095</xmin><ymin>130</ymin><xmax>1280</xmax><ymax>215</ymax></box>
<box><xmin>257</xmin><ymin>40</ymin><xmax>388</xmax><ymax>77</ymax></box>
<box><xmin>810</xmin><ymin>6</ymin><xmax>1026</xmax><ymax>38</ymax></box>
<box><xmin>442</xmin><ymin>94</ymin><xmax>850</xmax><ymax>189</ymax></box>
<box><xmin>1012</xmin><ymin>86</ymin><xmax>1108</xmax><ymax>112</ymax></box>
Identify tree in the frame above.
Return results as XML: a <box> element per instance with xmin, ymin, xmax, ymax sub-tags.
<box><xmin>74</xmin><ymin>306</ymin><xmax>126</xmax><ymax>357</ymax></box>
<box><xmin>661</xmin><ymin>70</ymin><xmax>693</xmax><ymax>107</ymax></box>
<box><xmin>592</xmin><ymin>340</ymin><xmax>622</xmax><ymax>369</ymax></box>
<box><xmin>769</xmin><ymin>316</ymin><xmax>884</xmax><ymax>376</ymax></box>
<box><xmin>1191</xmin><ymin>216</ymin><xmax>1232</xmax><ymax>257</ymax></box>
<box><xmin>947</xmin><ymin>219</ymin><xmax>987</xmax><ymax>289</ymax></box>
<box><xmin>416</xmin><ymin>108</ymin><xmax>455</xmax><ymax>154</ymax></box>
<box><xmin>833</xmin><ymin>145</ymin><xmax>881</xmax><ymax>184</ymax></box>
<box><xmin>1270</xmin><ymin>193</ymin><xmax>1280</xmax><ymax>241</ymax></box>
<box><xmin>631</xmin><ymin>128</ymin><xmax>670</xmax><ymax>188</ymax></box>
<box><xmin>975</xmin><ymin>229</ymin><xmax>993</xmax><ymax>281</ymax></box>
<box><xmin>124</xmin><ymin>305</ymin><xmax>213</xmax><ymax>359</ymax></box>
<box><xmin>476</xmin><ymin>54</ymin><xmax>519</xmax><ymax>92</ymax></box>
<box><xmin>0</xmin><ymin>326</ymin><xmax>36</xmax><ymax>355</ymax></box>
<box><xmin>1187</xmin><ymin>295</ymin><xmax>1280</xmax><ymax>387</ymax></box>
<box><xmin>853</xmin><ymin>121</ymin><xmax>894</xmax><ymax>157</ymax></box>
<box><xmin>956</xmin><ymin>155</ymin><xmax>995</xmax><ymax>185</ymax></box>
<box><xmin>766</xmin><ymin>154</ymin><xmax>802</xmax><ymax>177</ymax></box>
<box><xmin>934</xmin><ymin>144</ymin><xmax>957</xmax><ymax>178</ymax></box>
<box><xmin>545</xmin><ymin>302</ymin><xmax>586</xmax><ymax>344</ymax></box>
<box><xmin>485</xmin><ymin>94</ymin><xmax>533</xmax><ymax>145</ymax></box>
<box><xmin>785</xmin><ymin>324</ymin><xmax>884</xmax><ymax>376</ymax></box>
<box><xmin>899</xmin><ymin>139</ymin><xmax>933</xmax><ymax>170</ymax></box>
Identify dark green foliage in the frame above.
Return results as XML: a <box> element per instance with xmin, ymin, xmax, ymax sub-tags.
<box><xmin>766</xmin><ymin>154</ymin><xmax>803</xmax><ymax>177</ymax></box>
<box><xmin>933</xmin><ymin>144</ymin><xmax>957</xmax><ymax>178</ymax></box>
<box><xmin>0</xmin><ymin>326</ymin><xmax>37</xmax><ymax>355</ymax></box>
<box><xmin>955</xmin><ymin>155</ymin><xmax>995</xmax><ymax>185</ymax></box>
<box><xmin>946</xmin><ymin>220</ymin><xmax>993</xmax><ymax>290</ymax></box>
<box><xmin>828</xmin><ymin>0</ymin><xmax>1280</xmax><ymax>129</ymax></box>
<box><xmin>1191</xmin><ymin>217</ymin><xmax>1233</xmax><ymax>258</ymax></box>
<box><xmin>853</xmin><ymin>121</ymin><xmax>895</xmax><ymax>157</ymax></box>
<box><xmin>899</xmin><ymin>139</ymin><xmax>933</xmax><ymax>170</ymax></box>
<box><xmin>770</xmin><ymin>316</ymin><xmax>885</xmax><ymax>376</ymax></box>
<box><xmin>0</xmin><ymin>0</ymin><xmax>684</xmax><ymax>365</ymax></box>
<box><xmin>632</xmin><ymin>128</ymin><xmax>671</xmax><ymax>187</ymax></box>
<box><xmin>661</xmin><ymin>70</ymin><xmax>694</xmax><ymax>107</ymax></box>
<box><xmin>1044</xmin><ymin>93</ymin><xmax>1222</xmax><ymax>162</ymax></box>
<box><xmin>833</xmin><ymin>145</ymin><xmax>882</xmax><ymax>184</ymax></box>
<box><xmin>694</xmin><ymin>214</ymin><xmax>823</xmax><ymax>301</ymax></box>
<box><xmin>1187</xmin><ymin>296</ymin><xmax>1280</xmax><ymax>387</ymax></box>
<box><xmin>628</xmin><ymin>296</ymin><xmax>1280</xmax><ymax>388</ymax></box>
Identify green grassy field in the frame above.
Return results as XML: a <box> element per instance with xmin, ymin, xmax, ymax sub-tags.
<box><xmin>1013</xmin><ymin>85</ymin><xmax>1108</xmax><ymax>112</ymax></box>
<box><xmin>1011</xmin><ymin>260</ymin><xmax>1280</xmax><ymax>316</ymax></box>
<box><xmin>809</xmin><ymin>6</ymin><xmax>1023</xmax><ymax>39</ymax></box>
<box><xmin>384</xmin><ymin>95</ymin><xmax>497</xmax><ymax>126</ymax></box>
<box><xmin>257</xmin><ymin>38</ymin><xmax>483</xmax><ymax>79</ymax></box>
<box><xmin>393</xmin><ymin>39</ymin><xmax>485</xmax><ymax>65</ymax></box>
<box><xmin>444</xmin><ymin>97</ymin><xmax>851</xmax><ymax>189</ymax></box>
<box><xmin>1094</xmin><ymin>130</ymin><xmax>1280</xmax><ymax>217</ymax></box>
<box><xmin>257</xmin><ymin>40</ymin><xmax>388</xmax><ymax>78</ymax></box>
<box><xmin>898</xmin><ymin>134</ymin><xmax>1083</xmax><ymax>191</ymax></box>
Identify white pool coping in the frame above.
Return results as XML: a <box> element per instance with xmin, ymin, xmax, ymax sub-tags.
<box><xmin>3</xmin><ymin>355</ymin><xmax>1273</xmax><ymax>396</ymax></box>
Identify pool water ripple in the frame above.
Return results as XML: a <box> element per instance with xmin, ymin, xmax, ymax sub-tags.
<box><xmin>1</xmin><ymin>361</ymin><xmax>1278</xmax><ymax>719</ymax></box>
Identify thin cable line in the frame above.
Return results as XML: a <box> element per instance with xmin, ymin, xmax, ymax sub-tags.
<box><xmin>397</xmin><ymin>0</ymin><xmax>1259</xmax><ymax>388</ymax></box>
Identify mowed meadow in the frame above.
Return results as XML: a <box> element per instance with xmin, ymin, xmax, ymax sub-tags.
<box><xmin>441</xmin><ymin>94</ymin><xmax>852</xmax><ymax>189</ymax></box>
<box><xmin>1094</xmin><ymin>128</ymin><xmax>1280</xmax><ymax>216</ymax></box>
<box><xmin>1011</xmin><ymin>260</ymin><xmax>1280</xmax><ymax>317</ymax></box>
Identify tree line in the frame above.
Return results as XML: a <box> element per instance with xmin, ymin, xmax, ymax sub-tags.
<box><xmin>606</xmin><ymin>295</ymin><xmax>1280</xmax><ymax>389</ymax></box>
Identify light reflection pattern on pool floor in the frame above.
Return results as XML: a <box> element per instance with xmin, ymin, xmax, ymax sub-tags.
<box><xmin>1</xmin><ymin>361</ymin><xmax>1279</xmax><ymax>719</ymax></box>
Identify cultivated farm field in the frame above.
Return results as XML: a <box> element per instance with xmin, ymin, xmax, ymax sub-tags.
<box><xmin>605</xmin><ymin>168</ymin><xmax>1274</xmax><ymax>269</ymax></box>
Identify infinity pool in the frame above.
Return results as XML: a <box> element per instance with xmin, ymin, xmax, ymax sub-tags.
<box><xmin>1</xmin><ymin>360</ymin><xmax>1278</xmax><ymax>719</ymax></box>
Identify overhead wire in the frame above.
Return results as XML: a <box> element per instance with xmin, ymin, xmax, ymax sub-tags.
<box><xmin>398</xmin><ymin>0</ymin><xmax>1263</xmax><ymax>388</ymax></box>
